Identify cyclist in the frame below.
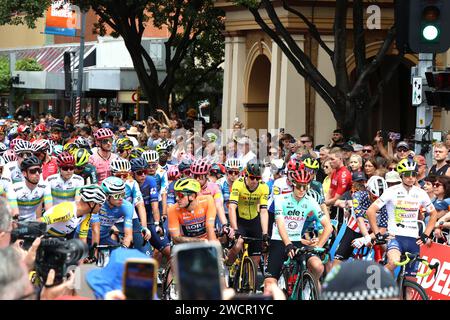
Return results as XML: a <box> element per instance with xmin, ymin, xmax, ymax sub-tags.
<box><xmin>43</xmin><ymin>151</ymin><xmax>84</xmax><ymax>210</ymax></box>
<box><xmin>143</xmin><ymin>150</ymin><xmax>169</xmax><ymax>217</ymax></box>
<box><xmin>89</xmin><ymin>128</ymin><xmax>118</xmax><ymax>184</ymax></box>
<box><xmin>88</xmin><ymin>177</ymin><xmax>134</xmax><ymax>248</ymax></box>
<box><xmin>33</xmin><ymin>123</ymin><xmax>48</xmax><ymax>141</ymax></box>
<box><xmin>109</xmin><ymin>158</ymin><xmax>151</xmax><ymax>254</ymax></box>
<box><xmin>227</xmin><ymin>161</ymin><xmax>270</xmax><ymax>268</ymax></box>
<box><xmin>116</xmin><ymin>137</ymin><xmax>134</xmax><ymax>160</ymax></box>
<box><xmin>8</xmin><ymin>156</ymin><xmax>45</xmax><ymax>221</ymax></box>
<box><xmin>303</xmin><ymin>157</ymin><xmax>326</xmax><ymax>204</ymax></box>
<box><xmin>217</xmin><ymin>158</ymin><xmax>243</xmax><ymax>220</ymax></box>
<box><xmin>0</xmin><ymin>157</ymin><xmax>11</xmax><ymax>193</ymax></box>
<box><xmin>3</xmin><ymin>140</ymin><xmax>35</xmax><ymax>184</ymax></box>
<box><xmin>130</xmin><ymin>157</ymin><xmax>171</xmax><ymax>260</ymax></box>
<box><xmin>167</xmin><ymin>165</ymin><xmax>181</xmax><ymax>206</ymax></box>
<box><xmin>74</xmin><ymin>148</ymin><xmax>98</xmax><ymax>185</ymax></box>
<box><xmin>208</xmin><ymin>163</ymin><xmax>226</xmax><ymax>184</ymax></box>
<box><xmin>264</xmin><ymin>168</ymin><xmax>332</xmax><ymax>294</ymax></box>
<box><xmin>156</xmin><ymin>140</ymin><xmax>176</xmax><ymax>170</ymax></box>
<box><xmin>366</xmin><ymin>158</ymin><xmax>439</xmax><ymax>274</ymax></box>
<box><xmin>39</xmin><ymin>185</ymin><xmax>106</xmax><ymax>241</ymax></box>
<box><xmin>31</xmin><ymin>139</ymin><xmax>58</xmax><ymax>180</ymax></box>
<box><xmin>168</xmin><ymin>178</ymin><xmax>217</xmax><ymax>243</ymax></box>
<box><xmin>332</xmin><ymin>176</ymin><xmax>389</xmax><ymax>266</ymax></box>
<box><xmin>178</xmin><ymin>157</ymin><xmax>192</xmax><ymax>178</ymax></box>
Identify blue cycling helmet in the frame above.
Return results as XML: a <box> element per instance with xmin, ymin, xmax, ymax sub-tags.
<box><xmin>130</xmin><ymin>157</ymin><xmax>149</xmax><ymax>172</ymax></box>
<box><xmin>102</xmin><ymin>176</ymin><xmax>125</xmax><ymax>195</ymax></box>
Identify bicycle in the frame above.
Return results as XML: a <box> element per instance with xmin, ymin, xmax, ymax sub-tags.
<box><xmin>394</xmin><ymin>252</ymin><xmax>439</xmax><ymax>300</ymax></box>
<box><xmin>160</xmin><ymin>255</ymin><xmax>178</xmax><ymax>300</ymax></box>
<box><xmin>278</xmin><ymin>246</ymin><xmax>325</xmax><ymax>300</ymax></box>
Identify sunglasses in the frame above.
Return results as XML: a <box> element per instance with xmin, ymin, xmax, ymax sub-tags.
<box><xmin>433</xmin><ymin>182</ymin><xmax>443</xmax><ymax>188</ymax></box>
<box><xmin>295</xmin><ymin>183</ymin><xmax>309</xmax><ymax>190</ymax></box>
<box><xmin>300</xmin><ymin>140</ymin><xmax>311</xmax><ymax>143</ymax></box>
<box><xmin>176</xmin><ymin>191</ymin><xmax>191</xmax><ymax>199</ymax></box>
<box><xmin>27</xmin><ymin>168</ymin><xmax>42</xmax><ymax>175</ymax></box>
<box><xmin>193</xmin><ymin>174</ymin><xmax>207</xmax><ymax>179</ymax></box>
<box><xmin>401</xmin><ymin>171</ymin><xmax>417</xmax><ymax>178</ymax></box>
<box><xmin>101</xmin><ymin>139</ymin><xmax>113</xmax><ymax>144</ymax></box>
<box><xmin>182</xmin><ymin>169</ymin><xmax>191</xmax><ymax>176</ymax></box>
<box><xmin>134</xmin><ymin>169</ymin><xmax>148</xmax><ymax>176</ymax></box>
<box><xmin>18</xmin><ymin>152</ymin><xmax>33</xmax><ymax>158</ymax></box>
<box><xmin>397</xmin><ymin>148</ymin><xmax>409</xmax><ymax>152</ymax></box>
<box><xmin>227</xmin><ymin>170</ymin><xmax>240</xmax><ymax>176</ymax></box>
<box><xmin>362</xmin><ymin>149</ymin><xmax>372</xmax><ymax>153</ymax></box>
<box><xmin>61</xmin><ymin>166</ymin><xmax>75</xmax><ymax>171</ymax></box>
<box><xmin>114</xmin><ymin>172</ymin><xmax>129</xmax><ymax>179</ymax></box>
<box><xmin>110</xmin><ymin>193</ymin><xmax>125</xmax><ymax>200</ymax></box>
<box><xmin>75</xmin><ymin>165</ymin><xmax>85</xmax><ymax>171</ymax></box>
<box><xmin>119</xmin><ymin>130</ymin><xmax>127</xmax><ymax>133</ymax></box>
<box><xmin>247</xmin><ymin>175</ymin><xmax>261</xmax><ymax>181</ymax></box>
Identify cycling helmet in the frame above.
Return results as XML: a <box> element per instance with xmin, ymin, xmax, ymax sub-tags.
<box><xmin>31</xmin><ymin>139</ymin><xmax>51</xmax><ymax>153</ymax></box>
<box><xmin>0</xmin><ymin>142</ymin><xmax>7</xmax><ymax>154</ymax></box>
<box><xmin>74</xmin><ymin>136</ymin><xmax>90</xmax><ymax>150</ymax></box>
<box><xmin>56</xmin><ymin>151</ymin><xmax>75</xmax><ymax>167</ymax></box>
<box><xmin>3</xmin><ymin>150</ymin><xmax>17</xmax><ymax>163</ymax></box>
<box><xmin>20</xmin><ymin>155</ymin><xmax>41</xmax><ymax>171</ymax></box>
<box><xmin>130</xmin><ymin>157</ymin><xmax>149</xmax><ymax>172</ymax></box>
<box><xmin>290</xmin><ymin>169</ymin><xmax>313</xmax><ymax>184</ymax></box>
<box><xmin>287</xmin><ymin>158</ymin><xmax>304</xmax><ymax>172</ymax></box>
<box><xmin>102</xmin><ymin>176</ymin><xmax>126</xmax><ymax>195</ymax></box>
<box><xmin>34</xmin><ymin>123</ymin><xmax>47</xmax><ymax>133</ymax></box>
<box><xmin>0</xmin><ymin>156</ymin><xmax>5</xmax><ymax>167</ymax></box>
<box><xmin>52</xmin><ymin>145</ymin><xmax>64</xmax><ymax>157</ymax></box>
<box><xmin>246</xmin><ymin>161</ymin><xmax>262</xmax><ymax>176</ymax></box>
<box><xmin>174</xmin><ymin>178</ymin><xmax>201</xmax><ymax>194</ymax></box>
<box><xmin>156</xmin><ymin>140</ymin><xmax>172</xmax><ymax>153</ymax></box>
<box><xmin>142</xmin><ymin>150</ymin><xmax>159</xmax><ymax>163</ymax></box>
<box><xmin>79</xmin><ymin>185</ymin><xmax>107</xmax><ymax>205</ymax></box>
<box><xmin>51</xmin><ymin>121</ymin><xmax>65</xmax><ymax>132</ymax></box>
<box><xmin>225</xmin><ymin>158</ymin><xmax>242</xmax><ymax>171</ymax></box>
<box><xmin>367</xmin><ymin>176</ymin><xmax>388</xmax><ymax>197</ymax></box>
<box><xmin>14</xmin><ymin>139</ymin><xmax>33</xmax><ymax>154</ymax></box>
<box><xmin>130</xmin><ymin>147</ymin><xmax>145</xmax><ymax>159</ymax></box>
<box><xmin>178</xmin><ymin>158</ymin><xmax>192</xmax><ymax>172</ymax></box>
<box><xmin>18</xmin><ymin>125</ymin><xmax>31</xmax><ymax>134</ymax></box>
<box><xmin>63</xmin><ymin>142</ymin><xmax>78</xmax><ymax>155</ymax></box>
<box><xmin>303</xmin><ymin>157</ymin><xmax>320</xmax><ymax>171</ymax></box>
<box><xmin>167</xmin><ymin>165</ymin><xmax>181</xmax><ymax>181</ymax></box>
<box><xmin>396</xmin><ymin>158</ymin><xmax>418</xmax><ymax>174</ymax></box>
<box><xmin>190</xmin><ymin>158</ymin><xmax>211</xmax><ymax>175</ymax></box>
<box><xmin>93</xmin><ymin>128</ymin><xmax>113</xmax><ymax>140</ymax></box>
<box><xmin>110</xmin><ymin>158</ymin><xmax>131</xmax><ymax>173</ymax></box>
<box><xmin>74</xmin><ymin>148</ymin><xmax>91</xmax><ymax>167</ymax></box>
<box><xmin>271</xmin><ymin>159</ymin><xmax>285</xmax><ymax>172</ymax></box>
<box><xmin>306</xmin><ymin>189</ymin><xmax>324</xmax><ymax>204</ymax></box>
<box><xmin>210</xmin><ymin>163</ymin><xmax>226</xmax><ymax>176</ymax></box>
<box><xmin>116</xmin><ymin>138</ymin><xmax>133</xmax><ymax>152</ymax></box>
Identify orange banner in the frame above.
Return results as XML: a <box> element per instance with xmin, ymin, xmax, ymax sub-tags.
<box><xmin>45</xmin><ymin>1</ymin><xmax>79</xmax><ymax>36</ymax></box>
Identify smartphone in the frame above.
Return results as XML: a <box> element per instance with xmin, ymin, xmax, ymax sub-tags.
<box><xmin>173</xmin><ymin>242</ymin><xmax>223</xmax><ymax>300</ymax></box>
<box><xmin>232</xmin><ymin>293</ymin><xmax>273</xmax><ymax>300</ymax></box>
<box><xmin>123</xmin><ymin>258</ymin><xmax>158</xmax><ymax>300</ymax></box>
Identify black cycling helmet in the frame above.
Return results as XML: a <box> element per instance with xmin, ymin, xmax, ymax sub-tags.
<box><xmin>20</xmin><ymin>155</ymin><xmax>42</xmax><ymax>171</ymax></box>
<box><xmin>246</xmin><ymin>161</ymin><xmax>262</xmax><ymax>176</ymax></box>
<box><xmin>178</xmin><ymin>159</ymin><xmax>192</xmax><ymax>172</ymax></box>
<box><xmin>130</xmin><ymin>157</ymin><xmax>149</xmax><ymax>172</ymax></box>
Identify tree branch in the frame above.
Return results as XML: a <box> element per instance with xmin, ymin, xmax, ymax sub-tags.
<box><xmin>353</xmin><ymin>0</ymin><xmax>366</xmax><ymax>77</ymax></box>
<box><xmin>333</xmin><ymin>0</ymin><xmax>349</xmax><ymax>96</ymax></box>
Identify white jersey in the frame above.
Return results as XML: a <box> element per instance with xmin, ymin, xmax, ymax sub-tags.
<box><xmin>3</xmin><ymin>161</ymin><xmax>44</xmax><ymax>184</ymax></box>
<box><xmin>44</xmin><ymin>174</ymin><xmax>84</xmax><ymax>207</ymax></box>
<box><xmin>373</xmin><ymin>184</ymin><xmax>435</xmax><ymax>238</ymax></box>
<box><xmin>8</xmin><ymin>182</ymin><xmax>46</xmax><ymax>221</ymax></box>
<box><xmin>0</xmin><ymin>177</ymin><xmax>11</xmax><ymax>193</ymax></box>
<box><xmin>268</xmin><ymin>176</ymin><xmax>293</xmax><ymax>208</ymax></box>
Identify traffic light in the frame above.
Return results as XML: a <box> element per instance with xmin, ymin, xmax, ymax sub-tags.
<box><xmin>395</xmin><ymin>0</ymin><xmax>450</xmax><ymax>53</ymax></box>
<box><xmin>425</xmin><ymin>69</ymin><xmax>450</xmax><ymax>110</ymax></box>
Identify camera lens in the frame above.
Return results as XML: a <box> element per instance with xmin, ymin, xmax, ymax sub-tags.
<box><xmin>64</xmin><ymin>239</ymin><xmax>89</xmax><ymax>265</ymax></box>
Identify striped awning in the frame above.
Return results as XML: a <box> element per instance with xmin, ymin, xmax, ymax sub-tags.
<box><xmin>0</xmin><ymin>42</ymin><xmax>96</xmax><ymax>72</ymax></box>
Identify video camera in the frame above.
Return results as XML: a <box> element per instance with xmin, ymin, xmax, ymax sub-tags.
<box><xmin>10</xmin><ymin>221</ymin><xmax>47</xmax><ymax>250</ymax></box>
<box><xmin>35</xmin><ymin>238</ymin><xmax>89</xmax><ymax>285</ymax></box>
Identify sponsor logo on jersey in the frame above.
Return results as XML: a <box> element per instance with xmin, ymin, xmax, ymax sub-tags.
<box><xmin>288</xmin><ymin>221</ymin><xmax>298</xmax><ymax>229</ymax></box>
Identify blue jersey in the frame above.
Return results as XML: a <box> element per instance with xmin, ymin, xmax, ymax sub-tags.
<box><xmin>88</xmin><ymin>199</ymin><xmax>134</xmax><ymax>239</ymax></box>
<box><xmin>167</xmin><ymin>181</ymin><xmax>176</xmax><ymax>206</ymax></box>
<box><xmin>217</xmin><ymin>178</ymin><xmax>233</xmax><ymax>216</ymax></box>
<box><xmin>138</xmin><ymin>176</ymin><xmax>159</xmax><ymax>220</ymax></box>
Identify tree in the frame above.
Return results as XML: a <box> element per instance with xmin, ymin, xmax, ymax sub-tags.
<box><xmin>0</xmin><ymin>0</ymin><xmax>225</xmax><ymax>117</ymax></box>
<box><xmin>234</xmin><ymin>0</ymin><xmax>403</xmax><ymax>143</ymax></box>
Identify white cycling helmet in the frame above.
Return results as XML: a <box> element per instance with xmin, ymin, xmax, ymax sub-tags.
<box><xmin>13</xmin><ymin>140</ymin><xmax>33</xmax><ymax>153</ymax></box>
<box><xmin>306</xmin><ymin>189</ymin><xmax>324</xmax><ymax>205</ymax></box>
<box><xmin>102</xmin><ymin>176</ymin><xmax>126</xmax><ymax>195</ymax></box>
<box><xmin>0</xmin><ymin>156</ymin><xmax>5</xmax><ymax>167</ymax></box>
<box><xmin>79</xmin><ymin>185</ymin><xmax>107</xmax><ymax>205</ymax></box>
<box><xmin>110</xmin><ymin>158</ymin><xmax>131</xmax><ymax>173</ymax></box>
<box><xmin>367</xmin><ymin>176</ymin><xmax>388</xmax><ymax>197</ymax></box>
<box><xmin>0</xmin><ymin>142</ymin><xmax>7</xmax><ymax>154</ymax></box>
<box><xmin>142</xmin><ymin>150</ymin><xmax>159</xmax><ymax>163</ymax></box>
<box><xmin>225</xmin><ymin>158</ymin><xmax>242</xmax><ymax>170</ymax></box>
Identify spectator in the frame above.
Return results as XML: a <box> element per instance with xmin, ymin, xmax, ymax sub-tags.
<box><xmin>363</xmin><ymin>157</ymin><xmax>379</xmax><ymax>179</ymax></box>
<box><xmin>394</xmin><ymin>141</ymin><xmax>412</xmax><ymax>161</ymax></box>
<box><xmin>341</xmin><ymin>144</ymin><xmax>354</xmax><ymax>165</ymax></box>
<box><xmin>238</xmin><ymin>137</ymin><xmax>257</xmax><ymax>168</ymax></box>
<box><xmin>414</xmin><ymin>155</ymin><xmax>427</xmax><ymax>187</ymax></box>
<box><xmin>0</xmin><ymin>198</ymin><xmax>12</xmax><ymax>249</ymax></box>
<box><xmin>299</xmin><ymin>134</ymin><xmax>317</xmax><ymax>158</ymax></box>
<box><xmin>352</xmin><ymin>144</ymin><xmax>364</xmax><ymax>156</ymax></box>
<box><xmin>136</xmin><ymin>122</ymin><xmax>148</xmax><ymax>147</ymax></box>
<box><xmin>0</xmin><ymin>247</ymin><xmax>35</xmax><ymax>300</ymax></box>
<box><xmin>432</xmin><ymin>176</ymin><xmax>450</xmax><ymax>219</ymax></box>
<box><xmin>429</xmin><ymin>142</ymin><xmax>450</xmax><ymax>177</ymax></box>
<box><xmin>328</xmin><ymin>129</ymin><xmax>345</xmax><ymax>148</ymax></box>
<box><xmin>348</xmin><ymin>154</ymin><xmax>363</xmax><ymax>174</ymax></box>
<box><xmin>126</xmin><ymin>127</ymin><xmax>140</xmax><ymax>147</ymax></box>
<box><xmin>422</xmin><ymin>175</ymin><xmax>437</xmax><ymax>201</ymax></box>
<box><xmin>385</xmin><ymin>170</ymin><xmax>402</xmax><ymax>188</ymax></box>
<box><xmin>361</xmin><ymin>144</ymin><xmax>375</xmax><ymax>161</ymax></box>
<box><xmin>147</xmin><ymin>126</ymin><xmax>161</xmax><ymax>150</ymax></box>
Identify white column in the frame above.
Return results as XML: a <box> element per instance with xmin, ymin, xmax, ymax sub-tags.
<box><xmin>278</xmin><ymin>35</ymin><xmax>306</xmax><ymax>138</ymax></box>
<box><xmin>268</xmin><ymin>40</ymin><xmax>282</xmax><ymax>130</ymax></box>
<box><xmin>315</xmin><ymin>35</ymin><xmax>336</xmax><ymax>146</ymax></box>
<box><xmin>230</xmin><ymin>37</ymin><xmax>247</xmax><ymax>129</ymax></box>
<box><xmin>221</xmin><ymin>36</ymin><xmax>234</xmax><ymax>131</ymax></box>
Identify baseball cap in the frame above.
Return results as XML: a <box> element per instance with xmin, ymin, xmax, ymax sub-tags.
<box><xmin>321</xmin><ymin>260</ymin><xmax>399</xmax><ymax>300</ymax></box>
<box><xmin>352</xmin><ymin>171</ymin><xmax>367</xmax><ymax>182</ymax></box>
<box><xmin>353</xmin><ymin>144</ymin><xmax>363</xmax><ymax>152</ymax></box>
<box><xmin>86</xmin><ymin>248</ymin><xmax>150</xmax><ymax>299</ymax></box>
<box><xmin>396</xmin><ymin>141</ymin><xmax>410</xmax><ymax>150</ymax></box>
<box><xmin>385</xmin><ymin>171</ymin><xmax>402</xmax><ymax>184</ymax></box>
<box><xmin>341</xmin><ymin>144</ymin><xmax>354</xmax><ymax>152</ymax></box>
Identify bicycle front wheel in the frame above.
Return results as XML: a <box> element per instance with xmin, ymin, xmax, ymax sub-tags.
<box><xmin>237</xmin><ymin>257</ymin><xmax>257</xmax><ymax>294</ymax></box>
<box><xmin>402</xmin><ymin>280</ymin><xmax>428</xmax><ymax>300</ymax></box>
<box><xmin>296</xmin><ymin>271</ymin><xmax>319</xmax><ymax>300</ymax></box>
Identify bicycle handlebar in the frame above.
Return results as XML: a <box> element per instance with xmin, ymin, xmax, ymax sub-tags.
<box><xmin>394</xmin><ymin>252</ymin><xmax>440</xmax><ymax>278</ymax></box>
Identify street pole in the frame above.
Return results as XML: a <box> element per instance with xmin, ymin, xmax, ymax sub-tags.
<box><xmin>8</xmin><ymin>53</ymin><xmax>16</xmax><ymax>117</ymax></box>
<box><xmin>75</xmin><ymin>10</ymin><xmax>86</xmax><ymax>123</ymax></box>
<box><xmin>412</xmin><ymin>53</ymin><xmax>434</xmax><ymax>167</ymax></box>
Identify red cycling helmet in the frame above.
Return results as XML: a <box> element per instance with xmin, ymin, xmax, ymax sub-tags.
<box><xmin>93</xmin><ymin>128</ymin><xmax>114</xmax><ymax>140</ymax></box>
<box><xmin>287</xmin><ymin>158</ymin><xmax>304</xmax><ymax>172</ymax></box>
<box><xmin>167</xmin><ymin>165</ymin><xmax>181</xmax><ymax>181</ymax></box>
<box><xmin>190</xmin><ymin>158</ymin><xmax>211</xmax><ymax>175</ymax></box>
<box><xmin>211</xmin><ymin>163</ymin><xmax>226</xmax><ymax>176</ymax></box>
<box><xmin>290</xmin><ymin>169</ymin><xmax>313</xmax><ymax>184</ymax></box>
<box><xmin>18</xmin><ymin>125</ymin><xmax>31</xmax><ymax>134</ymax></box>
<box><xmin>57</xmin><ymin>151</ymin><xmax>75</xmax><ymax>167</ymax></box>
<box><xmin>34</xmin><ymin>123</ymin><xmax>48</xmax><ymax>133</ymax></box>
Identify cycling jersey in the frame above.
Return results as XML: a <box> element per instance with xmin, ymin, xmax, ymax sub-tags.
<box><xmin>88</xmin><ymin>199</ymin><xmax>134</xmax><ymax>239</ymax></box>
<box><xmin>138</xmin><ymin>176</ymin><xmax>159</xmax><ymax>220</ymax></box>
<box><xmin>44</xmin><ymin>174</ymin><xmax>84</xmax><ymax>207</ymax></box>
<box><xmin>78</xmin><ymin>163</ymin><xmax>98</xmax><ymax>185</ymax></box>
<box><xmin>124</xmin><ymin>179</ymin><xmax>144</xmax><ymax>220</ymax></box>
<box><xmin>167</xmin><ymin>181</ymin><xmax>176</xmax><ymax>206</ymax></box>
<box><xmin>373</xmin><ymin>184</ymin><xmax>435</xmax><ymax>238</ymax></box>
<box><xmin>229</xmin><ymin>177</ymin><xmax>269</xmax><ymax>220</ymax></box>
<box><xmin>0</xmin><ymin>177</ymin><xmax>11</xmax><ymax>193</ymax></box>
<box><xmin>329</xmin><ymin>166</ymin><xmax>352</xmax><ymax>197</ymax></box>
<box><xmin>42</xmin><ymin>156</ymin><xmax>58</xmax><ymax>180</ymax></box>
<box><xmin>310</xmin><ymin>180</ymin><xmax>325</xmax><ymax>202</ymax></box>
<box><xmin>217</xmin><ymin>177</ymin><xmax>233</xmax><ymax>215</ymax></box>
<box><xmin>168</xmin><ymin>195</ymin><xmax>216</xmax><ymax>239</ymax></box>
<box><xmin>199</xmin><ymin>181</ymin><xmax>223</xmax><ymax>200</ymax></box>
<box><xmin>268</xmin><ymin>177</ymin><xmax>293</xmax><ymax>207</ymax></box>
<box><xmin>272</xmin><ymin>193</ymin><xmax>325</xmax><ymax>242</ymax></box>
<box><xmin>41</xmin><ymin>201</ymin><xmax>91</xmax><ymax>238</ymax></box>
<box><xmin>149</xmin><ymin>166</ymin><xmax>168</xmax><ymax>201</ymax></box>
<box><xmin>88</xmin><ymin>151</ymin><xmax>118</xmax><ymax>184</ymax></box>
<box><xmin>346</xmin><ymin>191</ymin><xmax>388</xmax><ymax>233</ymax></box>
<box><xmin>8</xmin><ymin>182</ymin><xmax>46</xmax><ymax>221</ymax></box>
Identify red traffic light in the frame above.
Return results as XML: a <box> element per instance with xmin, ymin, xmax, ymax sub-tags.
<box><xmin>425</xmin><ymin>71</ymin><xmax>450</xmax><ymax>90</ymax></box>
<box><xmin>423</xmin><ymin>6</ymin><xmax>440</xmax><ymax>21</ymax></box>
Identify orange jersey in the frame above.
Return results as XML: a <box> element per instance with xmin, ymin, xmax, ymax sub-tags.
<box><xmin>168</xmin><ymin>195</ymin><xmax>216</xmax><ymax>239</ymax></box>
